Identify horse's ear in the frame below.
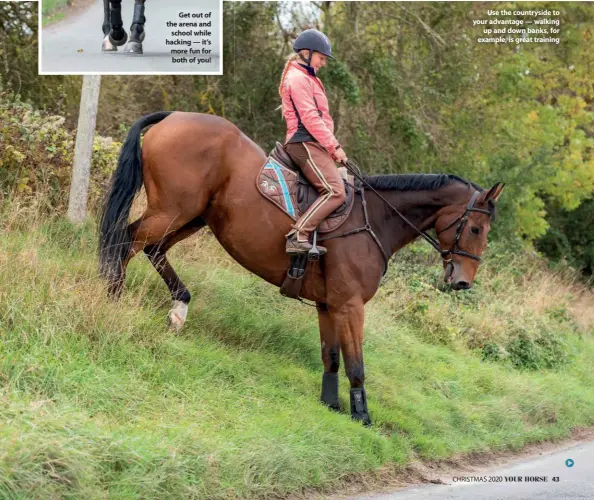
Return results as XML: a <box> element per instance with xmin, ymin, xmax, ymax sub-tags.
<box><xmin>479</xmin><ymin>182</ymin><xmax>505</xmax><ymax>203</ymax></box>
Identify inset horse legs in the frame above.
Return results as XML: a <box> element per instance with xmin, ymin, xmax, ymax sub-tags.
<box><xmin>102</xmin><ymin>0</ymin><xmax>128</xmax><ymax>52</ymax></box>
<box><xmin>124</xmin><ymin>0</ymin><xmax>147</xmax><ymax>54</ymax></box>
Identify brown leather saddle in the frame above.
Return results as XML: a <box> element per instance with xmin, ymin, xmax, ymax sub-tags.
<box><xmin>256</xmin><ymin>142</ymin><xmax>355</xmax><ymax>234</ymax></box>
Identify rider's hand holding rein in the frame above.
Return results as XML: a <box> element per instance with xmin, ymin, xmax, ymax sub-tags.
<box><xmin>333</xmin><ymin>146</ymin><xmax>348</xmax><ymax>164</ymax></box>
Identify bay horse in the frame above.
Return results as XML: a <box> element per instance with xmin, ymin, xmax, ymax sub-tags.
<box><xmin>102</xmin><ymin>0</ymin><xmax>146</xmax><ymax>54</ymax></box>
<box><xmin>99</xmin><ymin>111</ymin><xmax>504</xmax><ymax>425</ymax></box>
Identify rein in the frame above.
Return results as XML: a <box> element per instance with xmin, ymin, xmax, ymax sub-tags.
<box><xmin>326</xmin><ymin>160</ymin><xmax>492</xmax><ymax>269</ymax></box>
<box><xmin>318</xmin><ymin>179</ymin><xmax>390</xmax><ymax>275</ymax></box>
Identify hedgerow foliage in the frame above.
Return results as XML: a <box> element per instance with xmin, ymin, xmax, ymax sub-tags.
<box><xmin>0</xmin><ymin>87</ymin><xmax>121</xmax><ymax>211</ymax></box>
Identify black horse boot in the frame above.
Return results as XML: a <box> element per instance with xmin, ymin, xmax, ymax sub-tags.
<box><xmin>124</xmin><ymin>1</ymin><xmax>146</xmax><ymax>54</ymax></box>
<box><xmin>350</xmin><ymin>388</ymin><xmax>371</xmax><ymax>426</ymax></box>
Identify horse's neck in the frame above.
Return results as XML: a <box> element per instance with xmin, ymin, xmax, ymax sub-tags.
<box><xmin>372</xmin><ymin>183</ymin><xmax>468</xmax><ymax>256</ymax></box>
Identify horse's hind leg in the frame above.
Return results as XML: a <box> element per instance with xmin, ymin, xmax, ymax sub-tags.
<box><xmin>107</xmin><ymin>212</ymin><xmax>188</xmax><ymax>299</ymax></box>
<box><xmin>124</xmin><ymin>0</ymin><xmax>146</xmax><ymax>55</ymax></box>
<box><xmin>102</xmin><ymin>0</ymin><xmax>128</xmax><ymax>52</ymax></box>
<box><xmin>144</xmin><ymin>217</ymin><xmax>207</xmax><ymax>331</ymax></box>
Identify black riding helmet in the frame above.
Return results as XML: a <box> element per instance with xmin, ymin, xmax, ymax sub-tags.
<box><xmin>293</xmin><ymin>29</ymin><xmax>335</xmax><ymax>66</ymax></box>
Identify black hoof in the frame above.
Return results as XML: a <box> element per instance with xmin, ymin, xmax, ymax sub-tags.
<box><xmin>352</xmin><ymin>412</ymin><xmax>372</xmax><ymax>427</ymax></box>
<box><xmin>107</xmin><ymin>278</ymin><xmax>124</xmax><ymax>300</ymax></box>
<box><xmin>321</xmin><ymin>395</ymin><xmax>340</xmax><ymax>412</ymax></box>
<box><xmin>109</xmin><ymin>28</ymin><xmax>128</xmax><ymax>47</ymax></box>
<box><xmin>350</xmin><ymin>388</ymin><xmax>372</xmax><ymax>426</ymax></box>
<box><xmin>323</xmin><ymin>400</ymin><xmax>341</xmax><ymax>412</ymax></box>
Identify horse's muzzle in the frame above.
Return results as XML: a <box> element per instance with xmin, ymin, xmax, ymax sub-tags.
<box><xmin>451</xmin><ymin>280</ymin><xmax>471</xmax><ymax>290</ymax></box>
<box><xmin>444</xmin><ymin>261</ymin><xmax>473</xmax><ymax>290</ymax></box>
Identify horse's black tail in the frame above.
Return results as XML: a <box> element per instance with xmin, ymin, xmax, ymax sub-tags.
<box><xmin>99</xmin><ymin>111</ymin><xmax>173</xmax><ymax>281</ymax></box>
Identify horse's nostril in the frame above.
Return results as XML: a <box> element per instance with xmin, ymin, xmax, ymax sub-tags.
<box><xmin>455</xmin><ymin>280</ymin><xmax>471</xmax><ymax>290</ymax></box>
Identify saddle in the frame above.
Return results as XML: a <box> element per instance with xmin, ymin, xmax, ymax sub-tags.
<box><xmin>256</xmin><ymin>143</ymin><xmax>358</xmax><ymax>300</ymax></box>
<box><xmin>256</xmin><ymin>143</ymin><xmax>355</xmax><ymax>234</ymax></box>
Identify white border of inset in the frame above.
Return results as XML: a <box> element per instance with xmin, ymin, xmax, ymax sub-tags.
<box><xmin>38</xmin><ymin>0</ymin><xmax>223</xmax><ymax>76</ymax></box>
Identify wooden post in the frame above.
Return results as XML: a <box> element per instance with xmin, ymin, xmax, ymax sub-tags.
<box><xmin>67</xmin><ymin>74</ymin><xmax>101</xmax><ymax>223</ymax></box>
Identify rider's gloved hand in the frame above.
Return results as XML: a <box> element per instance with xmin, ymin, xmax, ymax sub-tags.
<box><xmin>333</xmin><ymin>147</ymin><xmax>348</xmax><ymax>164</ymax></box>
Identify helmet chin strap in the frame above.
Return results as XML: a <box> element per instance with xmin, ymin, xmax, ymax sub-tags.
<box><xmin>299</xmin><ymin>50</ymin><xmax>314</xmax><ymax>66</ymax></box>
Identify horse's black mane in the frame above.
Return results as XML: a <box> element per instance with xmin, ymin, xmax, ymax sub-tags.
<box><xmin>362</xmin><ymin>173</ymin><xmax>483</xmax><ymax>192</ymax></box>
<box><xmin>362</xmin><ymin>173</ymin><xmax>496</xmax><ymax>217</ymax></box>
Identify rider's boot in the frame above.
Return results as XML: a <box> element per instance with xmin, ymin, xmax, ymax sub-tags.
<box><xmin>285</xmin><ymin>229</ymin><xmax>327</xmax><ymax>256</ymax></box>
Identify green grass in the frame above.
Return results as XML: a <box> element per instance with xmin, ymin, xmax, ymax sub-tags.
<box><xmin>42</xmin><ymin>0</ymin><xmax>72</xmax><ymax>25</ymax></box>
<box><xmin>1</xmin><ymin>214</ymin><xmax>593</xmax><ymax>498</ymax></box>
<box><xmin>42</xmin><ymin>0</ymin><xmax>69</xmax><ymax>16</ymax></box>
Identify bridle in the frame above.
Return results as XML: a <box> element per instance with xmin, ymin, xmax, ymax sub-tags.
<box><xmin>434</xmin><ymin>190</ymin><xmax>492</xmax><ymax>263</ymax></box>
<box><xmin>322</xmin><ymin>162</ymin><xmax>494</xmax><ymax>273</ymax></box>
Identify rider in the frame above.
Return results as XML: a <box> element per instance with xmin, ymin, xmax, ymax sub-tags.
<box><xmin>279</xmin><ymin>29</ymin><xmax>348</xmax><ymax>255</ymax></box>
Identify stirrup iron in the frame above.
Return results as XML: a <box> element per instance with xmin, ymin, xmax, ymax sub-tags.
<box><xmin>308</xmin><ymin>230</ymin><xmax>321</xmax><ymax>262</ymax></box>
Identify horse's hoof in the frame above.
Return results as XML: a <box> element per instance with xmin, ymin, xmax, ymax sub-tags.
<box><xmin>139</xmin><ymin>30</ymin><xmax>146</xmax><ymax>43</ymax></box>
<box><xmin>107</xmin><ymin>279</ymin><xmax>124</xmax><ymax>300</ymax></box>
<box><xmin>101</xmin><ymin>35</ymin><xmax>117</xmax><ymax>52</ymax></box>
<box><xmin>109</xmin><ymin>29</ymin><xmax>128</xmax><ymax>47</ymax></box>
<box><xmin>124</xmin><ymin>41</ymin><xmax>143</xmax><ymax>55</ymax></box>
<box><xmin>352</xmin><ymin>413</ymin><xmax>372</xmax><ymax>427</ymax></box>
<box><xmin>167</xmin><ymin>300</ymin><xmax>188</xmax><ymax>331</ymax></box>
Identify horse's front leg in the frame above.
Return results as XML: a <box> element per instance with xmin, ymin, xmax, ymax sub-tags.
<box><xmin>124</xmin><ymin>0</ymin><xmax>147</xmax><ymax>55</ymax></box>
<box><xmin>329</xmin><ymin>298</ymin><xmax>371</xmax><ymax>426</ymax></box>
<box><xmin>102</xmin><ymin>0</ymin><xmax>128</xmax><ymax>52</ymax></box>
<box><xmin>317</xmin><ymin>302</ymin><xmax>341</xmax><ymax>411</ymax></box>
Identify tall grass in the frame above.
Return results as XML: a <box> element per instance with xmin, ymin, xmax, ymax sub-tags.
<box><xmin>1</xmin><ymin>198</ymin><xmax>593</xmax><ymax>499</ymax></box>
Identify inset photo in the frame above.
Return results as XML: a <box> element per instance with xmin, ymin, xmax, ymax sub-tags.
<box><xmin>40</xmin><ymin>0</ymin><xmax>222</xmax><ymax>74</ymax></box>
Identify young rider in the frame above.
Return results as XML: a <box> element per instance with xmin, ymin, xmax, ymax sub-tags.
<box><xmin>278</xmin><ymin>29</ymin><xmax>348</xmax><ymax>255</ymax></box>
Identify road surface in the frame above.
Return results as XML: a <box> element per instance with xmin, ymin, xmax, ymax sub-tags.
<box><xmin>347</xmin><ymin>439</ymin><xmax>594</xmax><ymax>499</ymax></box>
<box><xmin>41</xmin><ymin>0</ymin><xmax>221</xmax><ymax>74</ymax></box>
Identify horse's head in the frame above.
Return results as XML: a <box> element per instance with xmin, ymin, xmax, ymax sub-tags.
<box><xmin>435</xmin><ymin>182</ymin><xmax>505</xmax><ymax>290</ymax></box>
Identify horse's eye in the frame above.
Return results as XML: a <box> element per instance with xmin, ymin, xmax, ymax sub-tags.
<box><xmin>471</xmin><ymin>226</ymin><xmax>480</xmax><ymax>235</ymax></box>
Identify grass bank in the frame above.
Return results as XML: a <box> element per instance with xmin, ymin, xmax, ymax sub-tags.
<box><xmin>1</xmin><ymin>208</ymin><xmax>593</xmax><ymax>499</ymax></box>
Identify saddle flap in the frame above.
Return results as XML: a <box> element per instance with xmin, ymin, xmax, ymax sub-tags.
<box><xmin>257</xmin><ymin>157</ymin><xmax>299</xmax><ymax>220</ymax></box>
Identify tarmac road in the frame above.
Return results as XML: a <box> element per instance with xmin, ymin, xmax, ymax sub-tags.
<box><xmin>348</xmin><ymin>439</ymin><xmax>594</xmax><ymax>499</ymax></box>
<box><xmin>41</xmin><ymin>0</ymin><xmax>221</xmax><ymax>73</ymax></box>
